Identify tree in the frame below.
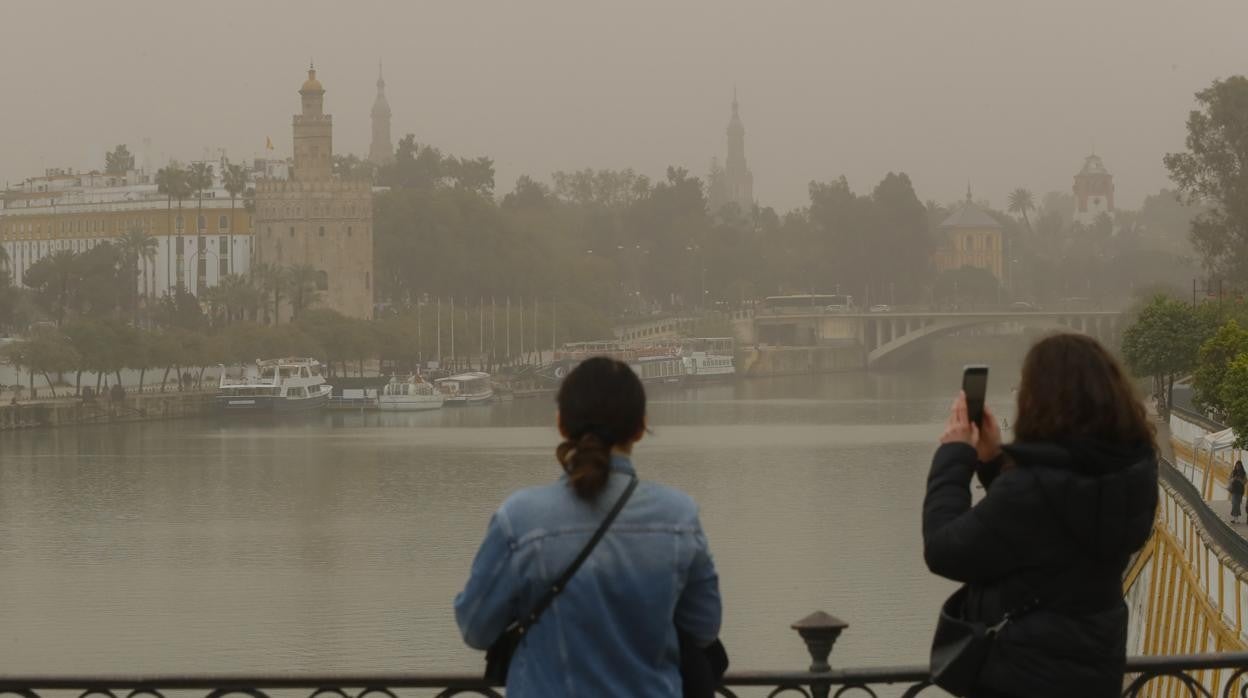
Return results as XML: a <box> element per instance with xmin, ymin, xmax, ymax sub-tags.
<box><xmin>1164</xmin><ymin>75</ymin><xmax>1248</xmax><ymax>282</ymax></box>
<box><xmin>287</xmin><ymin>264</ymin><xmax>322</xmax><ymax>320</ymax></box>
<box><xmin>1121</xmin><ymin>296</ymin><xmax>1207</xmax><ymax>417</ymax></box>
<box><xmin>104</xmin><ymin>145</ymin><xmax>135</xmax><ymax>176</ymax></box>
<box><xmin>253</xmin><ymin>263</ymin><xmax>288</xmax><ymax>324</ymax></box>
<box><xmin>156</xmin><ymin>164</ymin><xmax>192</xmax><ymax>210</ymax></box>
<box><xmin>933</xmin><ymin>265</ymin><xmax>1000</xmax><ymax>306</ymax></box>
<box><xmin>1192</xmin><ymin>319</ymin><xmax>1248</xmax><ymax>418</ymax></box>
<box><xmin>332</xmin><ymin>153</ymin><xmax>376</xmax><ymax>182</ymax></box>
<box><xmin>1220</xmin><ymin>355</ymin><xmax>1248</xmax><ymax>447</ymax></box>
<box><xmin>23</xmin><ymin>250</ymin><xmax>79</xmax><ymax>326</ymax></box>
<box><xmin>222</xmin><ymin>162</ymin><xmax>250</xmax><ymax>215</ymax></box>
<box><xmin>1007</xmin><ymin>188</ymin><xmax>1035</xmax><ymax>235</ymax></box>
<box><xmin>116</xmin><ymin>228</ymin><xmax>158</xmax><ymax>324</ymax></box>
<box><xmin>188</xmin><ymin>162</ymin><xmax>215</xmax><ymax>235</ymax></box>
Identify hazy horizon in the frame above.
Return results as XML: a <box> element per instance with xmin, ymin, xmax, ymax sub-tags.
<box><xmin>3</xmin><ymin>0</ymin><xmax>1246</xmax><ymax>211</ymax></box>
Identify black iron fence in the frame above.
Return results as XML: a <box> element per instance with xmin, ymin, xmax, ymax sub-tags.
<box><xmin>0</xmin><ymin>611</ymin><xmax>1244</xmax><ymax>698</ymax></box>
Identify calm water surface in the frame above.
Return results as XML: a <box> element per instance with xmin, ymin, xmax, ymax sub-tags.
<box><xmin>0</xmin><ymin>371</ymin><xmax>1013</xmax><ymax>675</ymax></box>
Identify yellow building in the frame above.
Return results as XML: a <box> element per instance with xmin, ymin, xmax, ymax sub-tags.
<box><xmin>1</xmin><ymin>167</ymin><xmax>255</xmax><ymax>297</ymax></box>
<box><xmin>933</xmin><ymin>190</ymin><xmax>1003</xmax><ymax>282</ymax></box>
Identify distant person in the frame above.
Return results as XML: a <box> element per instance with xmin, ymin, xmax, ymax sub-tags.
<box><xmin>1230</xmin><ymin>461</ymin><xmax>1247</xmax><ymax>524</ymax></box>
<box><xmin>923</xmin><ymin>333</ymin><xmax>1157</xmax><ymax>698</ymax></box>
<box><xmin>455</xmin><ymin>356</ymin><xmax>722</xmax><ymax>696</ymax></box>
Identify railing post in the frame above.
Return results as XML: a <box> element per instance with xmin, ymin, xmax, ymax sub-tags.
<box><xmin>792</xmin><ymin>611</ymin><xmax>849</xmax><ymax>698</ymax></box>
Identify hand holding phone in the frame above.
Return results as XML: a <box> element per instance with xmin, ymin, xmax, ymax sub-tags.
<box><xmin>962</xmin><ymin>365</ymin><xmax>989</xmax><ymax>427</ymax></box>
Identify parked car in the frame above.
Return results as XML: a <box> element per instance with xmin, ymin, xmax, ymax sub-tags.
<box><xmin>869</xmin><ymin>304</ymin><xmax>892</xmax><ymax>313</ymax></box>
<box><xmin>1010</xmin><ymin>301</ymin><xmax>1037</xmax><ymax>311</ymax></box>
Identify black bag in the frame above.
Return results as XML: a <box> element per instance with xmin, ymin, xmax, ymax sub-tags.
<box><xmin>484</xmin><ymin>474</ymin><xmax>638</xmax><ymax>684</ymax></box>
<box><xmin>929</xmin><ymin>586</ymin><xmax>1038</xmax><ymax>696</ymax></box>
<box><xmin>679</xmin><ymin>629</ymin><xmax>729</xmax><ymax>698</ymax></box>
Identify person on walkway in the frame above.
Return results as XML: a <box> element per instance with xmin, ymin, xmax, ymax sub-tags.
<box><xmin>923</xmin><ymin>333</ymin><xmax>1158</xmax><ymax>698</ymax></box>
<box><xmin>455</xmin><ymin>356</ymin><xmax>722</xmax><ymax>697</ymax></box>
<box><xmin>1230</xmin><ymin>460</ymin><xmax>1246</xmax><ymax>523</ymax></box>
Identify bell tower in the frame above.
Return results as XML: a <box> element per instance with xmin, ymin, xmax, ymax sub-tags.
<box><xmin>369</xmin><ymin>62</ymin><xmax>394</xmax><ymax>166</ymax></box>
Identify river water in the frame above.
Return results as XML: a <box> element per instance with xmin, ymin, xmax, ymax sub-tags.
<box><xmin>0</xmin><ymin>369</ymin><xmax>1014</xmax><ymax>678</ymax></box>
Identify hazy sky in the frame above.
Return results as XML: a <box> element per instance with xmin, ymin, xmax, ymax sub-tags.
<box><xmin>3</xmin><ymin>0</ymin><xmax>1246</xmax><ymax>212</ymax></box>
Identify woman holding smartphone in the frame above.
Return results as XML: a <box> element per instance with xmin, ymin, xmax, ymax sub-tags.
<box><xmin>923</xmin><ymin>333</ymin><xmax>1158</xmax><ymax>698</ymax></box>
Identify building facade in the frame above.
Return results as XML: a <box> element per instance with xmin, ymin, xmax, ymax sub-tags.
<box><xmin>1073</xmin><ymin>153</ymin><xmax>1114</xmax><ymax>226</ymax></box>
<box><xmin>368</xmin><ymin>63</ymin><xmax>393</xmax><ymax>167</ymax></box>
<box><xmin>932</xmin><ymin>189</ymin><xmax>1003</xmax><ymax>281</ymax></box>
<box><xmin>254</xmin><ymin>66</ymin><xmax>374</xmax><ymax>321</ymax></box>
<box><xmin>1</xmin><ymin>167</ymin><xmax>253</xmax><ymax>299</ymax></box>
<box><xmin>708</xmin><ymin>90</ymin><xmax>754</xmax><ymax>213</ymax></box>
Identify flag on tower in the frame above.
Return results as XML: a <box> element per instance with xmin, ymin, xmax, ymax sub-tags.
<box><xmin>265</xmin><ymin>137</ymin><xmax>274</xmax><ymax>151</ymax></box>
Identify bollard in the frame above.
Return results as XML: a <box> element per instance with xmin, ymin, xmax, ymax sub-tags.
<box><xmin>791</xmin><ymin>611</ymin><xmax>848</xmax><ymax>698</ymax></box>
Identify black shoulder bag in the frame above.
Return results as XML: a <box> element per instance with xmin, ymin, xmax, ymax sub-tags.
<box><xmin>484</xmin><ymin>473</ymin><xmax>638</xmax><ymax>684</ymax></box>
<box><xmin>929</xmin><ymin>585</ymin><xmax>1041</xmax><ymax>696</ymax></box>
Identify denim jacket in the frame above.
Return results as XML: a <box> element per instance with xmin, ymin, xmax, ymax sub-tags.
<box><xmin>454</xmin><ymin>455</ymin><xmax>722</xmax><ymax>697</ymax></box>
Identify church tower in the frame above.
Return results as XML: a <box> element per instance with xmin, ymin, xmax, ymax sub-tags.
<box><xmin>1073</xmin><ymin>152</ymin><xmax>1114</xmax><ymax>226</ymax></box>
<box><xmin>722</xmin><ymin>89</ymin><xmax>754</xmax><ymax>211</ymax></box>
<box><xmin>369</xmin><ymin>62</ymin><xmax>393</xmax><ymax>166</ymax></box>
<box><xmin>293</xmin><ymin>64</ymin><xmax>332</xmax><ymax>181</ymax></box>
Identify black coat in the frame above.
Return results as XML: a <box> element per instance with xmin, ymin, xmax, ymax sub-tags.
<box><xmin>923</xmin><ymin>439</ymin><xmax>1157</xmax><ymax>698</ymax></box>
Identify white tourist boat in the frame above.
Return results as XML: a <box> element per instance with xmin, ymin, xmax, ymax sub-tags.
<box><xmin>216</xmin><ymin>358</ymin><xmax>332</xmax><ymax>413</ymax></box>
<box><xmin>435</xmin><ymin>372</ymin><xmax>495</xmax><ymax>406</ymax></box>
<box><xmin>378</xmin><ymin>374</ymin><xmax>445</xmax><ymax>412</ymax></box>
<box><xmin>681</xmin><ymin>337</ymin><xmax>736</xmax><ymax>382</ymax></box>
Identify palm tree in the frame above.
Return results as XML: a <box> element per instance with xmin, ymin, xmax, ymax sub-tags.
<box><xmin>1007</xmin><ymin>188</ymin><xmax>1036</xmax><ymax>235</ymax></box>
<box><xmin>222</xmin><ymin>163</ymin><xmax>250</xmax><ymax>215</ymax></box>
<box><xmin>287</xmin><ymin>264</ymin><xmax>323</xmax><ymax>320</ymax></box>
<box><xmin>156</xmin><ymin>164</ymin><xmax>192</xmax><ymax>292</ymax></box>
<box><xmin>215</xmin><ymin>273</ymin><xmax>257</xmax><ymax>325</ymax></box>
<box><xmin>188</xmin><ymin>162</ymin><xmax>215</xmax><ymax>236</ymax></box>
<box><xmin>253</xmin><ymin>263</ymin><xmax>288</xmax><ymax>325</ymax></box>
<box><xmin>115</xmin><ymin>228</ymin><xmax>158</xmax><ymax>325</ymax></box>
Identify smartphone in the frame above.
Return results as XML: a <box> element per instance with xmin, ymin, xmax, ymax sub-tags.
<box><xmin>962</xmin><ymin>365</ymin><xmax>989</xmax><ymax>426</ymax></box>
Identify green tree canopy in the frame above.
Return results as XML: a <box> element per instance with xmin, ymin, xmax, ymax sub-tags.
<box><xmin>104</xmin><ymin>145</ymin><xmax>135</xmax><ymax>176</ymax></box>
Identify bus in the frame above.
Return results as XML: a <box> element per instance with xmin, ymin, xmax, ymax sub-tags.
<box><xmin>761</xmin><ymin>294</ymin><xmax>856</xmax><ymax>314</ymax></box>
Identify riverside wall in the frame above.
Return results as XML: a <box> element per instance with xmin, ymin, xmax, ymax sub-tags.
<box><xmin>0</xmin><ymin>391</ymin><xmax>215</xmax><ymax>431</ymax></box>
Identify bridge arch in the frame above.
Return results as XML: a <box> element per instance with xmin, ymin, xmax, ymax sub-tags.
<box><xmin>864</xmin><ymin>312</ymin><xmax>1123</xmax><ymax>367</ymax></box>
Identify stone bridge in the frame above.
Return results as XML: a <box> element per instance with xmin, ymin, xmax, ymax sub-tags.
<box><xmin>754</xmin><ymin>310</ymin><xmax>1124</xmax><ymax>367</ymax></box>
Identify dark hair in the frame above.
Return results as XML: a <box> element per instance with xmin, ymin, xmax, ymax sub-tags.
<box><xmin>555</xmin><ymin>357</ymin><xmax>646</xmax><ymax>500</ymax></box>
<box><xmin>1013</xmin><ymin>333</ymin><xmax>1155</xmax><ymax>448</ymax></box>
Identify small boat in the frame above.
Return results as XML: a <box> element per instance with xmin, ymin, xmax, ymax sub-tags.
<box><xmin>378</xmin><ymin>374</ymin><xmax>445</xmax><ymax>412</ymax></box>
<box><xmin>435</xmin><ymin>372</ymin><xmax>495</xmax><ymax>406</ymax></box>
<box><xmin>216</xmin><ymin>358</ymin><xmax>332</xmax><ymax>413</ymax></box>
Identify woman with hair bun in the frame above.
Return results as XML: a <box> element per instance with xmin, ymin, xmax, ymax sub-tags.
<box><xmin>455</xmin><ymin>356</ymin><xmax>722</xmax><ymax>697</ymax></box>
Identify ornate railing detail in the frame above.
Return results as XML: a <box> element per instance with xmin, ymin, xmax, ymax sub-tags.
<box><xmin>0</xmin><ymin>614</ymin><xmax>1244</xmax><ymax>697</ymax></box>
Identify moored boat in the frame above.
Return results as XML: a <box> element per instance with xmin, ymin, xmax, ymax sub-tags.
<box><xmin>435</xmin><ymin>372</ymin><xmax>495</xmax><ymax>406</ymax></box>
<box><xmin>378</xmin><ymin>374</ymin><xmax>445</xmax><ymax>412</ymax></box>
<box><xmin>216</xmin><ymin>358</ymin><xmax>332</xmax><ymax>413</ymax></box>
<box><xmin>681</xmin><ymin>337</ymin><xmax>736</xmax><ymax>381</ymax></box>
<box><xmin>629</xmin><ymin>354</ymin><xmax>687</xmax><ymax>385</ymax></box>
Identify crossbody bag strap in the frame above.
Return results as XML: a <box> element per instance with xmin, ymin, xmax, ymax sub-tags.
<box><xmin>514</xmin><ymin>473</ymin><xmax>638</xmax><ymax>634</ymax></box>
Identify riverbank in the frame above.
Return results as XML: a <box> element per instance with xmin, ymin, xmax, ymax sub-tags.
<box><xmin>0</xmin><ymin>391</ymin><xmax>215</xmax><ymax>431</ymax></box>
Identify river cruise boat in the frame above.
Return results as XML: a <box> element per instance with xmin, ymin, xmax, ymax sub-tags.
<box><xmin>435</xmin><ymin>372</ymin><xmax>495</xmax><ymax>406</ymax></box>
<box><xmin>378</xmin><ymin>374</ymin><xmax>445</xmax><ymax>412</ymax></box>
<box><xmin>216</xmin><ymin>358</ymin><xmax>332</xmax><ymax>413</ymax></box>
<box><xmin>629</xmin><ymin>354</ymin><xmax>687</xmax><ymax>385</ymax></box>
<box><xmin>681</xmin><ymin>337</ymin><xmax>736</xmax><ymax>382</ymax></box>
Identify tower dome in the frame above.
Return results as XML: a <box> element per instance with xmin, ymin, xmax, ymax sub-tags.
<box><xmin>300</xmin><ymin>65</ymin><xmax>324</xmax><ymax>94</ymax></box>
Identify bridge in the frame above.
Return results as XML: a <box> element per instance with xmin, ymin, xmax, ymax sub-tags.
<box><xmin>752</xmin><ymin>309</ymin><xmax>1125</xmax><ymax>367</ymax></box>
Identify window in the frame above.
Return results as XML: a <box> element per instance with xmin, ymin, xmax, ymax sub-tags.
<box><xmin>267</xmin><ymin>226</ymin><xmax>272</xmax><ymax>235</ymax></box>
<box><xmin>219</xmin><ymin>236</ymin><xmax>228</xmax><ymax>255</ymax></box>
<box><xmin>176</xmin><ymin>215</ymin><xmax>184</xmax><ymax>231</ymax></box>
<box><xmin>365</xmin><ymin>271</ymin><xmax>370</xmax><ymax>290</ymax></box>
<box><xmin>289</xmin><ymin>226</ymin><xmax>295</xmax><ymax>237</ymax></box>
<box><xmin>219</xmin><ymin>259</ymin><xmax>229</xmax><ymax>276</ymax></box>
<box><xmin>197</xmin><ymin>215</ymin><xmax>206</xmax><ymax>231</ymax></box>
<box><xmin>347</xmin><ymin>226</ymin><xmax>352</xmax><ymax>237</ymax></box>
<box><xmin>198</xmin><ymin>236</ymin><xmax>206</xmax><ymax>252</ymax></box>
<box><xmin>176</xmin><ymin>237</ymin><xmax>184</xmax><ymax>254</ymax></box>
<box><xmin>963</xmin><ymin>237</ymin><xmax>972</xmax><ymax>251</ymax></box>
<box><xmin>316</xmin><ymin>270</ymin><xmax>329</xmax><ymax>291</ymax></box>
<box><xmin>318</xmin><ymin>226</ymin><xmax>325</xmax><ymax>237</ymax></box>
<box><xmin>219</xmin><ymin>215</ymin><xmax>229</xmax><ymax>230</ymax></box>
<box><xmin>198</xmin><ymin>257</ymin><xmax>207</xmax><ymax>276</ymax></box>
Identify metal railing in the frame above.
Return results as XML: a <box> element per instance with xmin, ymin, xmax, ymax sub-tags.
<box><xmin>0</xmin><ymin>612</ymin><xmax>1244</xmax><ymax>698</ymax></box>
